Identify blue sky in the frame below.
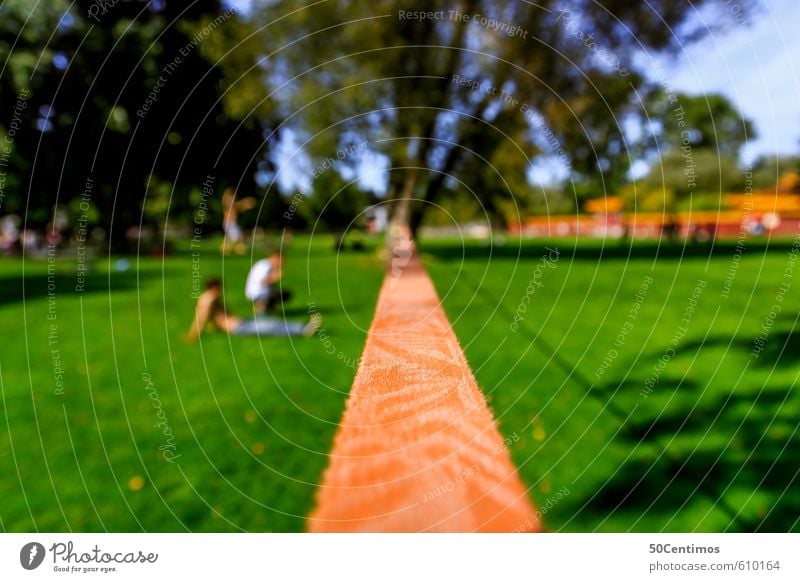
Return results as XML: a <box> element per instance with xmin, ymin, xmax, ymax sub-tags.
<box><xmin>664</xmin><ymin>0</ymin><xmax>800</xmax><ymax>160</ymax></box>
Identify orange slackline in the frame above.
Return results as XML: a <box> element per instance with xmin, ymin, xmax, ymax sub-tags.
<box><xmin>308</xmin><ymin>239</ymin><xmax>539</xmax><ymax>532</ymax></box>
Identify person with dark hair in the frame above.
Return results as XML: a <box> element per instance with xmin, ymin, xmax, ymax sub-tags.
<box><xmin>184</xmin><ymin>278</ymin><xmax>318</xmax><ymax>342</ymax></box>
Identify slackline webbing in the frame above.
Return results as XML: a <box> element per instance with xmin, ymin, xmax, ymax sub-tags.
<box><xmin>308</xmin><ymin>243</ymin><xmax>539</xmax><ymax>532</ymax></box>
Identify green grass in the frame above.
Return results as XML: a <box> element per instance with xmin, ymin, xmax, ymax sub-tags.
<box><xmin>0</xmin><ymin>235</ymin><xmax>384</xmax><ymax>531</ymax></box>
<box><xmin>2</xmin><ymin>234</ymin><xmax>798</xmax><ymax>532</ymax></box>
<box><xmin>424</xmin><ymin>236</ymin><xmax>800</xmax><ymax>532</ymax></box>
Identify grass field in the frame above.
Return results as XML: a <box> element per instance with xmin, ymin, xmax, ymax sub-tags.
<box><xmin>0</xmin><ymin>235</ymin><xmax>384</xmax><ymax>531</ymax></box>
<box><xmin>1</xmin><ymin>234</ymin><xmax>798</xmax><ymax>532</ymax></box>
<box><xmin>425</xmin><ymin>236</ymin><xmax>800</xmax><ymax>532</ymax></box>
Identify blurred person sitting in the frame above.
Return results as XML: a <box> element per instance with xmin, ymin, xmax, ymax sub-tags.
<box><xmin>184</xmin><ymin>278</ymin><xmax>318</xmax><ymax>342</ymax></box>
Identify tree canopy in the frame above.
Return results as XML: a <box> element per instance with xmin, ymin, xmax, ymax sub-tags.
<box><xmin>203</xmin><ymin>0</ymin><xmax>757</xmax><ymax>233</ymax></box>
<box><xmin>0</xmin><ymin>0</ymin><xmax>266</xmax><ymax>249</ymax></box>
<box><xmin>0</xmin><ymin>0</ymin><xmax>768</xmax><ymax>245</ymax></box>
<box><xmin>620</xmin><ymin>91</ymin><xmax>756</xmax><ymax>213</ymax></box>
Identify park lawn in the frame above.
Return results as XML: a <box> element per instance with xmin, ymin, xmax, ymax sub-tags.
<box><xmin>0</xmin><ymin>234</ymin><xmax>384</xmax><ymax>532</ymax></box>
<box><xmin>2</xmin><ymin>231</ymin><xmax>798</xmax><ymax>533</ymax></box>
<box><xmin>424</xmin><ymin>236</ymin><xmax>800</xmax><ymax>532</ymax></box>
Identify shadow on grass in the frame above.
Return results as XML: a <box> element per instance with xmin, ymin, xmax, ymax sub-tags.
<box><xmin>581</xmin><ymin>320</ymin><xmax>800</xmax><ymax>532</ymax></box>
<box><xmin>671</xmin><ymin>328</ymin><xmax>800</xmax><ymax>369</ymax></box>
<box><xmin>421</xmin><ymin>239</ymin><xmax>800</xmax><ymax>263</ymax></box>
<box><xmin>588</xmin><ymin>377</ymin><xmax>800</xmax><ymax>531</ymax></box>
<box><xmin>0</xmin><ymin>268</ymin><xmax>166</xmax><ymax>307</ymax></box>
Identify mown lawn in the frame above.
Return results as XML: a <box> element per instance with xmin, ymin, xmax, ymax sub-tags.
<box><xmin>424</xmin><ymin>236</ymin><xmax>800</xmax><ymax>532</ymax></box>
<box><xmin>2</xmin><ymin>233</ymin><xmax>798</xmax><ymax>532</ymax></box>
<box><xmin>0</xmin><ymin>234</ymin><xmax>384</xmax><ymax>531</ymax></box>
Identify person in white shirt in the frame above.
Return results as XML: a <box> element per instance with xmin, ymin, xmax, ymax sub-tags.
<box><xmin>245</xmin><ymin>249</ymin><xmax>292</xmax><ymax>313</ymax></box>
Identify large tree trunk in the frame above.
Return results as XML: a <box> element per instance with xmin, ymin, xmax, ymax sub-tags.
<box><xmin>408</xmin><ymin>203</ymin><xmax>426</xmax><ymax>238</ymax></box>
<box><xmin>390</xmin><ymin>167</ymin><xmax>418</xmax><ymax>229</ymax></box>
<box><xmin>385</xmin><ymin>167</ymin><xmax>419</xmax><ymax>269</ymax></box>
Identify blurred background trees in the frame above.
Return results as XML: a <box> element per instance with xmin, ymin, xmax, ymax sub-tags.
<box><xmin>203</xmin><ymin>0</ymin><xmax>759</xmax><ymax>234</ymax></box>
<box><xmin>4</xmin><ymin>0</ymin><xmax>792</xmax><ymax>249</ymax></box>
<box><xmin>0</xmin><ymin>0</ymin><xmax>266</xmax><ymax>250</ymax></box>
<box><xmin>621</xmin><ymin>92</ymin><xmax>756</xmax><ymax>213</ymax></box>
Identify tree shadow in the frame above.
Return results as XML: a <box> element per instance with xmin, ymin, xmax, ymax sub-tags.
<box><xmin>421</xmin><ymin>239</ymin><xmax>799</xmax><ymax>263</ymax></box>
<box><xmin>587</xmin><ymin>377</ymin><xmax>699</xmax><ymax>426</ymax></box>
<box><xmin>587</xmin><ymin>385</ymin><xmax>800</xmax><ymax>531</ymax></box>
<box><xmin>582</xmin><ymin>325</ymin><xmax>800</xmax><ymax>532</ymax></box>
<box><xmin>672</xmin><ymin>328</ymin><xmax>800</xmax><ymax>370</ymax></box>
<box><xmin>0</xmin><ymin>268</ymin><xmax>166</xmax><ymax>307</ymax></box>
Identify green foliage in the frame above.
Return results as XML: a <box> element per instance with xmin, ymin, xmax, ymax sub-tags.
<box><xmin>749</xmin><ymin>155</ymin><xmax>800</xmax><ymax>191</ymax></box>
<box><xmin>205</xmin><ymin>0</ymin><xmax>755</xmax><ymax>232</ymax></box>
<box><xmin>619</xmin><ymin>183</ymin><xmax>676</xmax><ymax>213</ymax></box>
<box><xmin>0</xmin><ymin>2</ymin><xmax>267</xmax><ymax>248</ymax></box>
<box><xmin>305</xmin><ymin>171</ymin><xmax>370</xmax><ymax>232</ymax></box>
<box><xmin>0</xmin><ymin>0</ymin><xmax>70</xmax><ymax>92</ymax></box>
<box><xmin>422</xmin><ymin>189</ymin><xmax>484</xmax><ymax>228</ymax></box>
<box><xmin>629</xmin><ymin>149</ymin><xmax>744</xmax><ymax>212</ymax></box>
<box><xmin>648</xmin><ymin>91</ymin><xmax>756</xmax><ymax>157</ymax></box>
<box><xmin>628</xmin><ymin>91</ymin><xmax>756</xmax><ymax>212</ymax></box>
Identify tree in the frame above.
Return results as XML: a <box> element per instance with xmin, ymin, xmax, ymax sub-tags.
<box><xmin>0</xmin><ymin>0</ymin><xmax>73</xmax><ymax>222</ymax></box>
<box><xmin>0</xmin><ymin>1</ymin><xmax>267</xmax><ymax>250</ymax></box>
<box><xmin>625</xmin><ymin>150</ymin><xmax>744</xmax><ymax>212</ymax></box>
<box><xmin>306</xmin><ymin>170</ymin><xmax>369</xmax><ymax>233</ymax></box>
<box><xmin>203</xmin><ymin>0</ymin><xmax>755</xmax><ymax>236</ymax></box>
<box><xmin>646</xmin><ymin>91</ymin><xmax>755</xmax><ymax>157</ymax></box>
<box><xmin>749</xmin><ymin>155</ymin><xmax>800</xmax><ymax>191</ymax></box>
<box><xmin>625</xmin><ymin>92</ymin><xmax>755</xmax><ymax>212</ymax></box>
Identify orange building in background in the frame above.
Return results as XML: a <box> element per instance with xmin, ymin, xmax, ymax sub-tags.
<box><xmin>511</xmin><ymin>172</ymin><xmax>800</xmax><ymax>239</ymax></box>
